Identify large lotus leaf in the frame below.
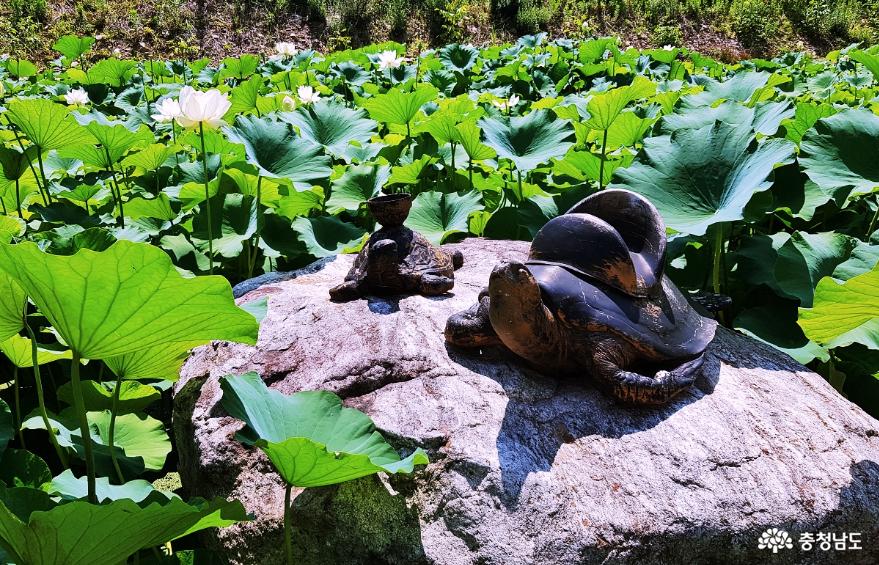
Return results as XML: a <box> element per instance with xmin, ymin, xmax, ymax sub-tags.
<box><xmin>439</xmin><ymin>44</ymin><xmax>479</xmax><ymax>72</ymax></box>
<box><xmin>0</xmin><ymin>486</ymin><xmax>247</xmax><ymax>565</ymax></box>
<box><xmin>121</xmin><ymin>144</ymin><xmax>177</xmax><ymax>174</ymax></box>
<box><xmin>799</xmin><ymin>109</ymin><xmax>879</xmax><ymax>202</ymax></box>
<box><xmin>0</xmin><ymin>241</ymin><xmax>258</xmax><ymax>359</ymax></box>
<box><xmin>220</xmin><ymin>372</ymin><xmax>428</xmax><ymax>487</ymax></box>
<box><xmin>326</xmin><ymin>164</ymin><xmax>390</xmax><ymax>212</ymax></box>
<box><xmin>0</xmin><ymin>272</ymin><xmax>26</xmax><ymax>343</ymax></box>
<box><xmin>281</xmin><ymin>101</ymin><xmax>377</xmax><ymax>158</ymax></box>
<box><xmin>480</xmin><ymin>110</ymin><xmax>574</xmax><ymax>172</ymax></box>
<box><xmin>87</xmin><ymin>58</ymin><xmax>137</xmax><ymax>86</ymax></box>
<box><xmin>192</xmin><ymin>192</ymin><xmax>258</xmax><ymax>258</ymax></box>
<box><xmin>225</xmin><ymin>116</ymin><xmax>332</xmax><ymax>182</ymax></box>
<box><xmin>0</xmin><ymin>449</ymin><xmax>52</xmax><ymax>489</ymax></box>
<box><xmin>5</xmin><ymin>99</ymin><xmax>96</xmax><ymax>150</ymax></box>
<box><xmin>610</xmin><ymin>121</ymin><xmax>796</xmax><ymax>236</ymax></box>
<box><xmin>47</xmin><ymin>469</ymin><xmax>166</xmax><ymax>503</ymax></box>
<box><xmin>276</xmin><ymin>188</ymin><xmax>324</xmax><ymax>219</ymax></box>
<box><xmin>0</xmin><ymin>400</ymin><xmax>10</xmax><ymax>458</ymax></box>
<box><xmin>799</xmin><ymin>264</ymin><xmax>879</xmax><ymax>350</ymax></box>
<box><xmin>582</xmin><ymin>76</ymin><xmax>655</xmax><ymax>131</ymax></box>
<box><xmin>57</xmin><ymin>380</ymin><xmax>160</xmax><ymax>414</ymax></box>
<box><xmin>76</xmin><ymin>122</ymin><xmax>152</xmax><ymax>164</ymax></box>
<box><xmin>0</xmin><ymin>336</ymin><xmax>71</xmax><ymax>368</ymax></box>
<box><xmin>552</xmin><ymin>150</ymin><xmax>629</xmax><ymax>186</ymax></box>
<box><xmin>405</xmin><ymin>190</ymin><xmax>483</xmax><ymax>245</ymax></box>
<box><xmin>682</xmin><ymin>72</ymin><xmax>770</xmax><ymax>108</ymax></box>
<box><xmin>453</xmin><ymin>120</ymin><xmax>496</xmax><ymax>161</ymax></box>
<box><xmin>833</xmin><ymin>243</ymin><xmax>879</xmax><ymax>281</ymax></box>
<box><xmin>735</xmin><ymin>304</ymin><xmax>829</xmax><ymax>365</ymax></box>
<box><xmin>0</xmin><ymin>217</ymin><xmax>25</xmax><ymax>245</ymax></box>
<box><xmin>104</xmin><ymin>341</ymin><xmax>199</xmax><ymax>381</ymax></box>
<box><xmin>773</xmin><ymin>231</ymin><xmax>855</xmax><ymax>307</ymax></box>
<box><xmin>291</xmin><ymin>216</ymin><xmax>367</xmax><ymax>258</ymax></box>
<box><xmin>850</xmin><ymin>49</ymin><xmax>879</xmax><ymax>81</ymax></box>
<box><xmin>53</xmin><ymin>35</ymin><xmax>95</xmax><ymax>60</ymax></box>
<box><xmin>783</xmin><ymin>103</ymin><xmax>835</xmax><ymax>144</ymax></box>
<box><xmin>23</xmin><ymin>410</ymin><xmax>171</xmax><ymax>476</ymax></box>
<box><xmin>228</xmin><ymin>75</ymin><xmax>262</xmax><ymax>115</ymax></box>
<box><xmin>362</xmin><ymin>84</ymin><xmax>439</xmax><ymax>126</ymax></box>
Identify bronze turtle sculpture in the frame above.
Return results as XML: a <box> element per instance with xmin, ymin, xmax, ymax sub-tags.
<box><xmin>330</xmin><ymin>194</ymin><xmax>464</xmax><ymax>301</ymax></box>
<box><xmin>445</xmin><ymin>189</ymin><xmax>717</xmax><ymax>405</ymax></box>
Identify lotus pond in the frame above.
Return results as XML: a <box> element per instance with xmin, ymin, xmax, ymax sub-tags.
<box><xmin>1</xmin><ymin>35</ymin><xmax>879</xmax><ymax>563</ymax></box>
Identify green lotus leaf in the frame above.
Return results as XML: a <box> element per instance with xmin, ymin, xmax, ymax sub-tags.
<box><xmin>47</xmin><ymin>469</ymin><xmax>166</xmax><ymax>503</ymax></box>
<box><xmin>735</xmin><ymin>304</ymin><xmax>829</xmax><ymax>365</ymax></box>
<box><xmin>799</xmin><ymin>264</ymin><xmax>879</xmax><ymax>350</ymax></box>
<box><xmin>276</xmin><ymin>188</ymin><xmax>324</xmax><ymax>219</ymax></box>
<box><xmin>480</xmin><ymin>109</ymin><xmax>574</xmax><ymax>172</ymax></box>
<box><xmin>291</xmin><ymin>216</ymin><xmax>367</xmax><ymax>258</ymax></box>
<box><xmin>5</xmin><ymin>59</ymin><xmax>37</xmax><ymax>79</ymax></box>
<box><xmin>121</xmin><ymin>144</ymin><xmax>178</xmax><ymax>173</ymax></box>
<box><xmin>610</xmin><ymin>120</ymin><xmax>796</xmax><ymax>236</ymax></box>
<box><xmin>783</xmin><ymin>103</ymin><xmax>835</xmax><ymax>144</ymax></box>
<box><xmin>405</xmin><ymin>190</ymin><xmax>483</xmax><ymax>245</ymax></box>
<box><xmin>0</xmin><ymin>146</ymin><xmax>40</xmax><ymax>201</ymax></box>
<box><xmin>191</xmin><ymin>192</ymin><xmax>258</xmax><ymax>258</ymax></box>
<box><xmin>0</xmin><ymin>486</ymin><xmax>247</xmax><ymax>565</ymax></box>
<box><xmin>582</xmin><ymin>76</ymin><xmax>655</xmax><ymax>131</ymax></box>
<box><xmin>87</xmin><ymin>58</ymin><xmax>136</xmax><ymax>86</ymax></box>
<box><xmin>0</xmin><ymin>240</ymin><xmax>258</xmax><ymax>360</ymax></box>
<box><xmin>52</xmin><ymin>35</ymin><xmax>95</xmax><ymax>61</ymax></box>
<box><xmin>850</xmin><ymin>49</ymin><xmax>879</xmax><ymax>82</ymax></box>
<box><xmin>682</xmin><ymin>71</ymin><xmax>770</xmax><ymax>108</ymax></box>
<box><xmin>0</xmin><ymin>216</ymin><xmax>24</xmax><ymax>244</ymax></box>
<box><xmin>799</xmin><ymin>109</ymin><xmax>879</xmax><ymax>202</ymax></box>
<box><xmin>282</xmin><ymin>101</ymin><xmax>377</xmax><ymax>158</ymax></box>
<box><xmin>439</xmin><ymin>43</ymin><xmax>479</xmax><ymax>72</ymax></box>
<box><xmin>23</xmin><ymin>410</ymin><xmax>171</xmax><ymax>476</ymax></box>
<box><xmin>225</xmin><ymin>115</ymin><xmax>332</xmax><ymax>183</ymax></box>
<box><xmin>0</xmin><ymin>335</ymin><xmax>71</xmax><ymax>368</ymax></box>
<box><xmin>228</xmin><ymin>75</ymin><xmax>263</xmax><ymax>115</ymax></box>
<box><xmin>0</xmin><ymin>272</ymin><xmax>26</xmax><ymax>343</ymax></box>
<box><xmin>220</xmin><ymin>372</ymin><xmax>429</xmax><ymax>488</ymax></box>
<box><xmin>104</xmin><ymin>342</ymin><xmax>199</xmax><ymax>382</ymax></box>
<box><xmin>454</xmin><ymin>120</ymin><xmax>496</xmax><ymax>161</ymax></box>
<box><xmin>5</xmin><ymin>99</ymin><xmax>97</xmax><ymax>151</ymax></box>
<box><xmin>0</xmin><ymin>400</ymin><xmax>10</xmax><ymax>458</ymax></box>
<box><xmin>0</xmin><ymin>449</ymin><xmax>52</xmax><ymax>489</ymax></box>
<box><xmin>57</xmin><ymin>380</ymin><xmax>160</xmax><ymax>414</ymax></box>
<box><xmin>362</xmin><ymin>84</ymin><xmax>439</xmax><ymax>126</ymax></box>
<box><xmin>833</xmin><ymin>242</ymin><xmax>879</xmax><ymax>281</ymax></box>
<box><xmin>773</xmin><ymin>231</ymin><xmax>855</xmax><ymax>307</ymax></box>
<box><xmin>326</xmin><ymin>164</ymin><xmax>390</xmax><ymax>212</ymax></box>
<box><xmin>388</xmin><ymin>155</ymin><xmax>434</xmax><ymax>186</ymax></box>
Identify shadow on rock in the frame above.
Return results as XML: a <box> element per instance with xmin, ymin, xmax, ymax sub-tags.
<box><xmin>446</xmin><ymin>338</ymin><xmax>723</xmax><ymax>507</ymax></box>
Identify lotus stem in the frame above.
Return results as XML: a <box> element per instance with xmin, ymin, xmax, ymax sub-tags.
<box><xmin>108</xmin><ymin>373</ymin><xmax>126</xmax><ymax>484</ymax></box>
<box><xmin>598</xmin><ymin>128</ymin><xmax>609</xmax><ymax>189</ymax></box>
<box><xmin>284</xmin><ymin>483</ymin><xmax>294</xmax><ymax>565</ymax></box>
<box><xmin>867</xmin><ymin>196</ymin><xmax>879</xmax><ymax>238</ymax></box>
<box><xmin>5</xmin><ymin>116</ymin><xmax>48</xmax><ymax>206</ymax></box>
<box><xmin>249</xmin><ymin>175</ymin><xmax>263</xmax><ymax>278</ymax></box>
<box><xmin>712</xmin><ymin>223</ymin><xmax>724</xmax><ymax>297</ymax></box>
<box><xmin>15</xmin><ymin>178</ymin><xmax>22</xmax><ymax>219</ymax></box>
<box><xmin>23</xmin><ymin>320</ymin><xmax>68</xmax><ymax>468</ymax></box>
<box><xmin>199</xmin><ymin>122</ymin><xmax>215</xmax><ymax>275</ymax></box>
<box><xmin>105</xmin><ymin>149</ymin><xmax>126</xmax><ymax>228</ymax></box>
<box><xmin>70</xmin><ymin>352</ymin><xmax>97</xmax><ymax>503</ymax></box>
<box><xmin>13</xmin><ymin>367</ymin><xmax>24</xmax><ymax>449</ymax></box>
<box><xmin>517</xmin><ymin>169</ymin><xmax>523</xmax><ymax>203</ymax></box>
<box><xmin>35</xmin><ymin>149</ymin><xmax>52</xmax><ymax>204</ymax></box>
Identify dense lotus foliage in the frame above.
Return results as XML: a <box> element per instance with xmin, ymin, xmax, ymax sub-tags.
<box><xmin>1</xmin><ymin>33</ymin><xmax>879</xmax><ymax>562</ymax></box>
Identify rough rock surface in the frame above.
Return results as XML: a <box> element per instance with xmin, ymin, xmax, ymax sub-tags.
<box><xmin>174</xmin><ymin>239</ymin><xmax>879</xmax><ymax>564</ymax></box>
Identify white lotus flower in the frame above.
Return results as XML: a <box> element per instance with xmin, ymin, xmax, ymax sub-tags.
<box><xmin>491</xmin><ymin>94</ymin><xmax>520</xmax><ymax>112</ymax></box>
<box><xmin>64</xmin><ymin>88</ymin><xmax>90</xmax><ymax>106</ymax></box>
<box><xmin>377</xmin><ymin>50</ymin><xmax>405</xmax><ymax>70</ymax></box>
<box><xmin>297</xmin><ymin>85</ymin><xmax>320</xmax><ymax>104</ymax></box>
<box><xmin>152</xmin><ymin>97</ymin><xmax>183</xmax><ymax>123</ymax></box>
<box><xmin>662</xmin><ymin>44</ymin><xmax>675</xmax><ymax>51</ymax></box>
<box><xmin>281</xmin><ymin>95</ymin><xmax>296</xmax><ymax>111</ymax></box>
<box><xmin>175</xmin><ymin>86</ymin><xmax>231</xmax><ymax>130</ymax></box>
<box><xmin>70</xmin><ymin>60</ymin><xmax>80</xmax><ymax>68</ymax></box>
<box><xmin>275</xmin><ymin>42</ymin><xmax>297</xmax><ymax>57</ymax></box>
<box><xmin>112</xmin><ymin>48</ymin><xmax>122</xmax><ymax>56</ymax></box>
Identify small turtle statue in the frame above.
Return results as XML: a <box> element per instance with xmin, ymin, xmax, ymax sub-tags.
<box><xmin>445</xmin><ymin>189</ymin><xmax>717</xmax><ymax>406</ymax></box>
<box><xmin>330</xmin><ymin>193</ymin><xmax>464</xmax><ymax>302</ymax></box>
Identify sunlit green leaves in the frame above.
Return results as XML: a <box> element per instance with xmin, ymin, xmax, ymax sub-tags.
<box><xmin>0</xmin><ymin>241</ymin><xmax>258</xmax><ymax>359</ymax></box>
<box><xmin>480</xmin><ymin>109</ymin><xmax>574</xmax><ymax>171</ymax></box>
<box><xmin>326</xmin><ymin>164</ymin><xmax>390</xmax><ymax>211</ymax></box>
<box><xmin>282</xmin><ymin>101</ymin><xmax>377</xmax><ymax>158</ymax></box>
<box><xmin>5</xmin><ymin>99</ymin><xmax>96</xmax><ymax>151</ymax></box>
<box><xmin>362</xmin><ymin>84</ymin><xmax>438</xmax><ymax>126</ymax></box>
<box><xmin>405</xmin><ymin>191</ymin><xmax>483</xmax><ymax>245</ymax></box>
<box><xmin>291</xmin><ymin>216</ymin><xmax>366</xmax><ymax>257</ymax></box>
<box><xmin>220</xmin><ymin>372</ymin><xmax>428</xmax><ymax>488</ymax></box>
<box><xmin>799</xmin><ymin>264</ymin><xmax>879</xmax><ymax>350</ymax></box>
<box><xmin>611</xmin><ymin>120</ymin><xmax>796</xmax><ymax>235</ymax></box>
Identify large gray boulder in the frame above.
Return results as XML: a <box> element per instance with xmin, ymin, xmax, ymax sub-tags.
<box><xmin>173</xmin><ymin>239</ymin><xmax>879</xmax><ymax>564</ymax></box>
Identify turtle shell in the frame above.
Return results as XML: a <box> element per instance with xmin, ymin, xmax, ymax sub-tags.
<box><xmin>346</xmin><ymin>226</ymin><xmax>455</xmax><ymax>286</ymax></box>
<box><xmin>527</xmin><ymin>189</ymin><xmax>666</xmax><ymax>297</ymax></box>
<box><xmin>524</xmin><ymin>189</ymin><xmax>715</xmax><ymax>360</ymax></box>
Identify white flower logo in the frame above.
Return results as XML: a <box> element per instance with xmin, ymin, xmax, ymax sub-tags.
<box><xmin>758</xmin><ymin>528</ymin><xmax>793</xmax><ymax>553</ymax></box>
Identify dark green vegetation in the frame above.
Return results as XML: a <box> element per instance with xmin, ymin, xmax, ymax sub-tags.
<box><xmin>3</xmin><ymin>1</ymin><xmax>879</xmax><ymax>62</ymax></box>
<box><xmin>1</xmin><ymin>35</ymin><xmax>879</xmax><ymax>562</ymax></box>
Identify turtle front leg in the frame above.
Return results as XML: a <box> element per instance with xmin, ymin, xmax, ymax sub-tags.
<box><xmin>419</xmin><ymin>273</ymin><xmax>455</xmax><ymax>296</ymax></box>
<box><xmin>329</xmin><ymin>280</ymin><xmax>363</xmax><ymax>302</ymax></box>
<box><xmin>445</xmin><ymin>288</ymin><xmax>501</xmax><ymax>347</ymax></box>
<box><xmin>588</xmin><ymin>337</ymin><xmax>703</xmax><ymax>405</ymax></box>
